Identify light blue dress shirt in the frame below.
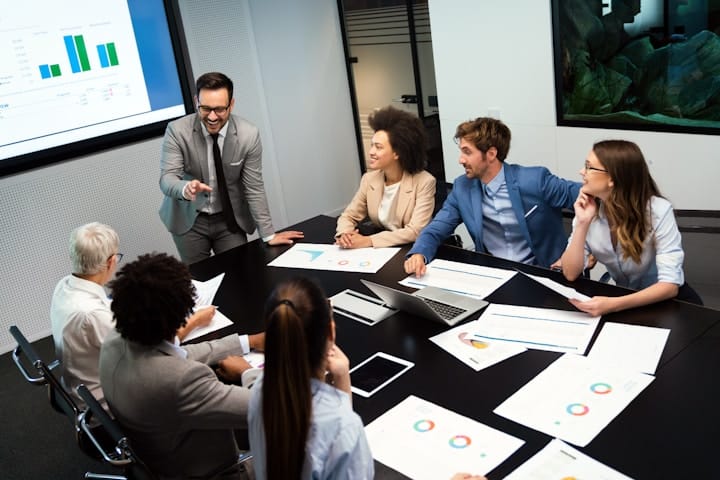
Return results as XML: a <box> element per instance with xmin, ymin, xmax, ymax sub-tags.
<box><xmin>482</xmin><ymin>166</ymin><xmax>535</xmax><ymax>264</ymax></box>
<box><xmin>249</xmin><ymin>375</ymin><xmax>374</xmax><ymax>480</ymax></box>
<box><xmin>570</xmin><ymin>196</ymin><xmax>685</xmax><ymax>289</ymax></box>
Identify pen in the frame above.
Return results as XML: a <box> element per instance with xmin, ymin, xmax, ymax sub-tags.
<box><xmin>524</xmin><ymin>205</ymin><xmax>538</xmax><ymax>218</ymax></box>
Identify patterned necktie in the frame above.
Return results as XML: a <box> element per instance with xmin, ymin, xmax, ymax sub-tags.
<box><xmin>210</xmin><ymin>133</ymin><xmax>240</xmax><ymax>233</ymax></box>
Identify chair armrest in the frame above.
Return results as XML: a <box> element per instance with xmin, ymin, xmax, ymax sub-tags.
<box><xmin>77</xmin><ymin>385</ymin><xmax>132</xmax><ymax>467</ymax></box>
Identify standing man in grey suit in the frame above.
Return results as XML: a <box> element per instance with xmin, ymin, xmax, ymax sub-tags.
<box><xmin>100</xmin><ymin>252</ymin><xmax>263</xmax><ymax>479</ymax></box>
<box><xmin>160</xmin><ymin>71</ymin><xmax>303</xmax><ymax>264</ymax></box>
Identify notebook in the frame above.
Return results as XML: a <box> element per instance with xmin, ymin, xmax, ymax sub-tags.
<box><xmin>360</xmin><ymin>279</ymin><xmax>488</xmax><ymax>327</ymax></box>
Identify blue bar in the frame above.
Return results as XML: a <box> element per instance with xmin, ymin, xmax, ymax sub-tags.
<box><xmin>64</xmin><ymin>35</ymin><xmax>81</xmax><ymax>73</ymax></box>
<box><xmin>96</xmin><ymin>44</ymin><xmax>109</xmax><ymax>68</ymax></box>
<box><xmin>39</xmin><ymin>64</ymin><xmax>51</xmax><ymax>79</ymax></box>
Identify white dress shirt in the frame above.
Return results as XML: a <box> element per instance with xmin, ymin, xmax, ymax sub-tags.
<box><xmin>50</xmin><ymin>274</ymin><xmax>114</xmax><ymax>406</ymax></box>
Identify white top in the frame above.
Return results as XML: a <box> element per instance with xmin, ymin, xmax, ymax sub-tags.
<box><xmin>249</xmin><ymin>376</ymin><xmax>374</xmax><ymax>480</ymax></box>
<box><xmin>378</xmin><ymin>181</ymin><xmax>401</xmax><ymax>231</ymax></box>
<box><xmin>570</xmin><ymin>196</ymin><xmax>685</xmax><ymax>290</ymax></box>
<box><xmin>50</xmin><ymin>274</ymin><xmax>114</xmax><ymax>406</ymax></box>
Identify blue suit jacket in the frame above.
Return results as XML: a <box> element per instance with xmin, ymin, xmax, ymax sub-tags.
<box><xmin>408</xmin><ymin>164</ymin><xmax>581</xmax><ymax>267</ymax></box>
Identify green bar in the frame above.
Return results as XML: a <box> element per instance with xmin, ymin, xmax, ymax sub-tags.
<box><xmin>50</xmin><ymin>64</ymin><xmax>62</xmax><ymax>77</ymax></box>
<box><xmin>74</xmin><ymin>35</ymin><xmax>91</xmax><ymax>71</ymax></box>
<box><xmin>107</xmin><ymin>42</ymin><xmax>119</xmax><ymax>66</ymax></box>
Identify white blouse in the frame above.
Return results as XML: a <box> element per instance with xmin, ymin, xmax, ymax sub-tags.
<box><xmin>377</xmin><ymin>181</ymin><xmax>401</xmax><ymax>231</ymax></box>
<box><xmin>569</xmin><ymin>196</ymin><xmax>685</xmax><ymax>290</ymax></box>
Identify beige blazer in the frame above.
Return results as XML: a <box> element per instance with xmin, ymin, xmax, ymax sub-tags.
<box><xmin>336</xmin><ymin>169</ymin><xmax>436</xmax><ymax>247</ymax></box>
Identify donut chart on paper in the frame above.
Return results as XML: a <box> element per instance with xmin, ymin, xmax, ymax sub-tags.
<box><xmin>590</xmin><ymin>382</ymin><xmax>612</xmax><ymax>394</ymax></box>
<box><xmin>458</xmin><ymin>332</ymin><xmax>490</xmax><ymax>349</ymax></box>
<box><xmin>448</xmin><ymin>435</ymin><xmax>472</xmax><ymax>448</ymax></box>
<box><xmin>413</xmin><ymin>419</ymin><xmax>435</xmax><ymax>432</ymax></box>
<box><xmin>566</xmin><ymin>403</ymin><xmax>590</xmax><ymax>416</ymax></box>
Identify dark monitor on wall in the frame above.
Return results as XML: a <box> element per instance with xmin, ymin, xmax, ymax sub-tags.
<box><xmin>0</xmin><ymin>0</ymin><xmax>195</xmax><ymax>177</ymax></box>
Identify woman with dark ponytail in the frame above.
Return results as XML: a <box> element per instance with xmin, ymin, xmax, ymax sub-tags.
<box><xmin>248</xmin><ymin>277</ymin><xmax>374</xmax><ymax>479</ymax></box>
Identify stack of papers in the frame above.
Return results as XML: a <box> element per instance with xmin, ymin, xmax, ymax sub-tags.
<box><xmin>183</xmin><ymin>273</ymin><xmax>233</xmax><ymax>342</ymax></box>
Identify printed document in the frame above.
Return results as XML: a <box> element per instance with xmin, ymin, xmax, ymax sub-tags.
<box><xmin>471</xmin><ymin>303</ymin><xmax>600</xmax><ymax>354</ymax></box>
<box><xmin>399</xmin><ymin>259</ymin><xmax>516</xmax><ymax>299</ymax></box>
<box><xmin>366</xmin><ymin>395</ymin><xmax>524</xmax><ymax>479</ymax></box>
<box><xmin>268</xmin><ymin>243</ymin><xmax>399</xmax><ymax>273</ymax></box>
<box><xmin>494</xmin><ymin>354</ymin><xmax>654</xmax><ymax>447</ymax></box>
<box><xmin>504</xmin><ymin>438</ymin><xmax>633</xmax><ymax>479</ymax></box>
<box><xmin>430</xmin><ymin>319</ymin><xmax>526</xmax><ymax>371</ymax></box>
<box><xmin>587</xmin><ymin>322</ymin><xmax>670</xmax><ymax>374</ymax></box>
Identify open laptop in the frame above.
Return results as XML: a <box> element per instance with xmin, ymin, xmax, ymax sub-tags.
<box><xmin>360</xmin><ymin>279</ymin><xmax>488</xmax><ymax>327</ymax></box>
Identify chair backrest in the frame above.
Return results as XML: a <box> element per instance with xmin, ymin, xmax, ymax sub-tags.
<box><xmin>9</xmin><ymin>325</ymin><xmax>81</xmax><ymax>424</ymax></box>
<box><xmin>77</xmin><ymin>385</ymin><xmax>157</xmax><ymax>480</ymax></box>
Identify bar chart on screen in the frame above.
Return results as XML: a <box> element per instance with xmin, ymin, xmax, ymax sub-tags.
<box><xmin>0</xmin><ymin>0</ymin><xmax>152</xmax><ymax>155</ymax></box>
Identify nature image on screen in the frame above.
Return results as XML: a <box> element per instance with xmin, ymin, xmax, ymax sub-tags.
<box><xmin>553</xmin><ymin>0</ymin><xmax>720</xmax><ymax>134</ymax></box>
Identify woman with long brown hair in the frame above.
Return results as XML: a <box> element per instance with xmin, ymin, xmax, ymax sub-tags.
<box><xmin>561</xmin><ymin>140</ymin><xmax>701</xmax><ymax>316</ymax></box>
<box><xmin>248</xmin><ymin>277</ymin><xmax>373</xmax><ymax>479</ymax></box>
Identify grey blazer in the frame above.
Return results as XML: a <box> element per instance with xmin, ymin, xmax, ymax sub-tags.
<box><xmin>99</xmin><ymin>331</ymin><xmax>250</xmax><ymax>479</ymax></box>
<box><xmin>159</xmin><ymin>114</ymin><xmax>274</xmax><ymax>237</ymax></box>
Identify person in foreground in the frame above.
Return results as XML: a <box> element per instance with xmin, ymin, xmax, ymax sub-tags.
<box><xmin>100</xmin><ymin>252</ymin><xmax>264</xmax><ymax>479</ymax></box>
<box><xmin>248</xmin><ymin>277</ymin><xmax>374</xmax><ymax>480</ymax></box>
<box><xmin>405</xmin><ymin>117</ymin><xmax>580</xmax><ymax>276</ymax></box>
<box><xmin>335</xmin><ymin>105</ymin><xmax>436</xmax><ymax>248</ymax></box>
<box><xmin>560</xmin><ymin>140</ymin><xmax>702</xmax><ymax>316</ymax></box>
<box><xmin>51</xmin><ymin>222</ymin><xmax>214</xmax><ymax>408</ymax></box>
<box><xmin>159</xmin><ymin>71</ymin><xmax>302</xmax><ymax>264</ymax></box>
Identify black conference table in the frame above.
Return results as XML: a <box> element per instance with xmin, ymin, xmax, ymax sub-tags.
<box><xmin>189</xmin><ymin>215</ymin><xmax>720</xmax><ymax>479</ymax></box>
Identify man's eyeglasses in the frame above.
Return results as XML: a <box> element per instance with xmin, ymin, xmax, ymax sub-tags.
<box><xmin>112</xmin><ymin>253</ymin><xmax>124</xmax><ymax>262</ymax></box>
<box><xmin>197</xmin><ymin>104</ymin><xmax>230</xmax><ymax>115</ymax></box>
<box><xmin>584</xmin><ymin>161</ymin><xmax>608</xmax><ymax>174</ymax></box>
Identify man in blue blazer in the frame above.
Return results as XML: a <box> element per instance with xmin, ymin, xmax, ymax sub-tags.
<box><xmin>405</xmin><ymin>117</ymin><xmax>580</xmax><ymax>276</ymax></box>
<box><xmin>159</xmin><ymin>72</ymin><xmax>302</xmax><ymax>264</ymax></box>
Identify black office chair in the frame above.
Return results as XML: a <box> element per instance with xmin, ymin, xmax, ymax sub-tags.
<box><xmin>78</xmin><ymin>379</ymin><xmax>252</xmax><ymax>480</ymax></box>
<box><xmin>9</xmin><ymin>325</ymin><xmax>81</xmax><ymax>428</ymax></box>
<box><xmin>77</xmin><ymin>385</ymin><xmax>156</xmax><ymax>480</ymax></box>
<box><xmin>8</xmin><ymin>325</ymin><xmax>124</xmax><ymax>479</ymax></box>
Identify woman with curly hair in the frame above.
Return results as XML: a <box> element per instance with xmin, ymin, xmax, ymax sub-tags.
<box><xmin>561</xmin><ymin>140</ymin><xmax>702</xmax><ymax>316</ymax></box>
<box><xmin>335</xmin><ymin>105</ymin><xmax>436</xmax><ymax>248</ymax></box>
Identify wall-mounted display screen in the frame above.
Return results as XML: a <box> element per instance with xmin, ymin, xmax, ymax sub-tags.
<box><xmin>0</xmin><ymin>0</ymin><xmax>194</xmax><ymax>176</ymax></box>
<box><xmin>551</xmin><ymin>0</ymin><xmax>720</xmax><ymax>135</ymax></box>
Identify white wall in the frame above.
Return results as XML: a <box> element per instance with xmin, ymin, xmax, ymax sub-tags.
<box><xmin>0</xmin><ymin>0</ymin><xmax>358</xmax><ymax>354</ymax></box>
<box><xmin>428</xmin><ymin>0</ymin><xmax>720</xmax><ymax>210</ymax></box>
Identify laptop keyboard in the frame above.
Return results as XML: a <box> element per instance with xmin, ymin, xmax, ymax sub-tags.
<box><xmin>421</xmin><ymin>297</ymin><xmax>467</xmax><ymax>320</ymax></box>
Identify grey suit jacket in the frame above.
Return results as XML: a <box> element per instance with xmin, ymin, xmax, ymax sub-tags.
<box><xmin>99</xmin><ymin>331</ymin><xmax>250</xmax><ymax>479</ymax></box>
<box><xmin>159</xmin><ymin>114</ymin><xmax>274</xmax><ymax>237</ymax></box>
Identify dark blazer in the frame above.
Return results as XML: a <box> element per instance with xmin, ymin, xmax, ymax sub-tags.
<box><xmin>408</xmin><ymin>164</ymin><xmax>581</xmax><ymax>267</ymax></box>
<box><xmin>159</xmin><ymin>114</ymin><xmax>274</xmax><ymax>237</ymax></box>
<box><xmin>99</xmin><ymin>331</ymin><xmax>250</xmax><ymax>479</ymax></box>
